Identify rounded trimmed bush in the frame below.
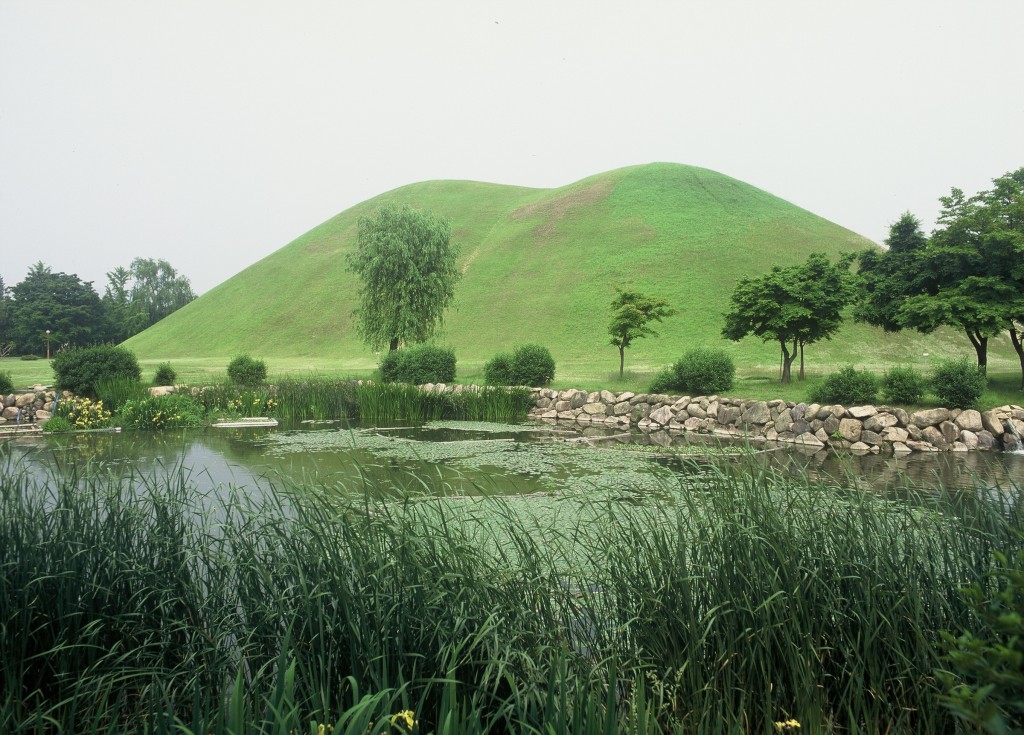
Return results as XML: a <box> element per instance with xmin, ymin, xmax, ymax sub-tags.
<box><xmin>808</xmin><ymin>366</ymin><xmax>878</xmax><ymax>405</ymax></box>
<box><xmin>673</xmin><ymin>347</ymin><xmax>735</xmax><ymax>394</ymax></box>
<box><xmin>508</xmin><ymin>344</ymin><xmax>556</xmax><ymax>387</ymax></box>
<box><xmin>0</xmin><ymin>370</ymin><xmax>13</xmax><ymax>395</ymax></box>
<box><xmin>52</xmin><ymin>345</ymin><xmax>142</xmax><ymax>397</ymax></box>
<box><xmin>227</xmin><ymin>355</ymin><xmax>267</xmax><ymax>387</ymax></box>
<box><xmin>153</xmin><ymin>362</ymin><xmax>177</xmax><ymax>386</ymax></box>
<box><xmin>378</xmin><ymin>345</ymin><xmax>456</xmax><ymax>384</ymax></box>
<box><xmin>882</xmin><ymin>365</ymin><xmax>927</xmax><ymax>405</ymax></box>
<box><xmin>483</xmin><ymin>352</ymin><xmax>514</xmax><ymax>386</ymax></box>
<box><xmin>931</xmin><ymin>358</ymin><xmax>986</xmax><ymax>409</ymax></box>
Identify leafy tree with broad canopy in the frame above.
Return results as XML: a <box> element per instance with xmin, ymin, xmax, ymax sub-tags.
<box><xmin>8</xmin><ymin>262</ymin><xmax>105</xmax><ymax>355</ymax></box>
<box><xmin>608</xmin><ymin>289</ymin><xmax>676</xmax><ymax>379</ymax></box>
<box><xmin>347</xmin><ymin>203</ymin><xmax>460</xmax><ymax>352</ymax></box>
<box><xmin>722</xmin><ymin>253</ymin><xmax>859</xmax><ymax>383</ymax></box>
<box><xmin>857</xmin><ymin>169</ymin><xmax>1024</xmax><ymax>381</ymax></box>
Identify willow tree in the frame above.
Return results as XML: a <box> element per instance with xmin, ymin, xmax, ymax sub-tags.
<box><xmin>347</xmin><ymin>203</ymin><xmax>460</xmax><ymax>352</ymax></box>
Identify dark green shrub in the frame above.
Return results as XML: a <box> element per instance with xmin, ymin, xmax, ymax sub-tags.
<box><xmin>153</xmin><ymin>362</ymin><xmax>177</xmax><ymax>386</ymax></box>
<box><xmin>931</xmin><ymin>358</ymin><xmax>986</xmax><ymax>408</ymax></box>
<box><xmin>808</xmin><ymin>366</ymin><xmax>878</xmax><ymax>405</ymax></box>
<box><xmin>508</xmin><ymin>344</ymin><xmax>555</xmax><ymax>387</ymax></box>
<box><xmin>227</xmin><ymin>355</ymin><xmax>267</xmax><ymax>386</ymax></box>
<box><xmin>483</xmin><ymin>352</ymin><xmax>514</xmax><ymax>386</ymax></box>
<box><xmin>52</xmin><ymin>345</ymin><xmax>142</xmax><ymax>397</ymax></box>
<box><xmin>0</xmin><ymin>370</ymin><xmax>13</xmax><ymax>395</ymax></box>
<box><xmin>648</xmin><ymin>367</ymin><xmax>677</xmax><ymax>394</ymax></box>
<box><xmin>19</xmin><ymin>354</ymin><xmax>39</xmax><ymax>361</ymax></box>
<box><xmin>882</xmin><ymin>365</ymin><xmax>927</xmax><ymax>405</ymax></box>
<box><xmin>378</xmin><ymin>350</ymin><xmax>403</xmax><ymax>383</ymax></box>
<box><xmin>672</xmin><ymin>347</ymin><xmax>735</xmax><ymax>394</ymax></box>
<box><xmin>378</xmin><ymin>345</ymin><xmax>456</xmax><ymax>384</ymax></box>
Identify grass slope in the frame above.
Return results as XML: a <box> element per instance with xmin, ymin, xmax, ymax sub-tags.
<box><xmin>125</xmin><ymin>163</ymin><xmax>1020</xmax><ymax>384</ymax></box>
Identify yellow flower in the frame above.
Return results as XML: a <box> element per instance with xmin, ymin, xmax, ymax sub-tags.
<box><xmin>774</xmin><ymin>720</ymin><xmax>800</xmax><ymax>732</ymax></box>
<box><xmin>390</xmin><ymin>710</ymin><xmax>416</xmax><ymax>731</ymax></box>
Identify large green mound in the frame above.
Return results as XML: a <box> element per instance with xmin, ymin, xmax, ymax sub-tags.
<box><xmin>127</xmin><ymin>163</ymin><xmax>969</xmax><ymax>376</ymax></box>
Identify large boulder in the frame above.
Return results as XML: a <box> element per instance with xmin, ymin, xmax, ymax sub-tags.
<box><xmin>740</xmin><ymin>401</ymin><xmax>771</xmax><ymax>425</ymax></box>
<box><xmin>954</xmin><ymin>409</ymin><xmax>983</xmax><ymax>432</ymax></box>
<box><xmin>648</xmin><ymin>405</ymin><xmax>674</xmax><ymax>426</ymax></box>
<box><xmin>911</xmin><ymin>408</ymin><xmax>951</xmax><ymax>427</ymax></box>
<box><xmin>838</xmin><ymin>418</ymin><xmax>863</xmax><ymax>443</ymax></box>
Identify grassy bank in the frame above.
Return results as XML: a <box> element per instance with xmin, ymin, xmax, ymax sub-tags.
<box><xmin>2</xmin><ymin>450</ymin><xmax>1020</xmax><ymax>733</ymax></box>
<box><xmin>5</xmin><ymin>355</ymin><xmax>1020</xmax><ymax>411</ymax></box>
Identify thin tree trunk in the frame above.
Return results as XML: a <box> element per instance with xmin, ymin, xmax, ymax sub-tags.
<box><xmin>780</xmin><ymin>338</ymin><xmax>797</xmax><ymax>384</ymax></box>
<box><xmin>798</xmin><ymin>340</ymin><xmax>805</xmax><ymax>381</ymax></box>
<box><xmin>966</xmin><ymin>329</ymin><xmax>988</xmax><ymax>375</ymax></box>
<box><xmin>619</xmin><ymin>346</ymin><xmax>625</xmax><ymax>380</ymax></box>
<box><xmin>1010</xmin><ymin>323</ymin><xmax>1024</xmax><ymax>391</ymax></box>
<box><xmin>389</xmin><ymin>337</ymin><xmax>399</xmax><ymax>352</ymax></box>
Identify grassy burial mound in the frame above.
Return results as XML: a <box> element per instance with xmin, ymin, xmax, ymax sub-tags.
<box><xmin>127</xmin><ymin>163</ymin><xmax>938</xmax><ymax>377</ymax></box>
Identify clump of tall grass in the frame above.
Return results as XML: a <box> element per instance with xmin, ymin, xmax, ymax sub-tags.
<box><xmin>2</xmin><ymin>446</ymin><xmax>1021</xmax><ymax>733</ymax></box>
<box><xmin>274</xmin><ymin>376</ymin><xmax>359</xmax><ymax>422</ymax></box>
<box><xmin>356</xmin><ymin>383</ymin><xmax>533</xmax><ymax>422</ymax></box>
<box><xmin>95</xmin><ymin>374</ymin><xmax>151</xmax><ymax>413</ymax></box>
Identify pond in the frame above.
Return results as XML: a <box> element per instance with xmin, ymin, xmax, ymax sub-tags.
<box><xmin>4</xmin><ymin>418</ymin><xmax>1023</xmax><ymax>501</ymax></box>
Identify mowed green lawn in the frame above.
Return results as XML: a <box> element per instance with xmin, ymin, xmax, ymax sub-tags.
<box><xmin>5</xmin><ymin>347</ymin><xmax>1021</xmax><ymax>411</ymax></box>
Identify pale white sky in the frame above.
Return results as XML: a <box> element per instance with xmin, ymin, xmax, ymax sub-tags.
<box><xmin>1</xmin><ymin>1</ymin><xmax>1022</xmax><ymax>294</ymax></box>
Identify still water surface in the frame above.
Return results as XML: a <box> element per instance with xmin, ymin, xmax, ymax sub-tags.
<box><xmin>5</xmin><ymin>419</ymin><xmax>1024</xmax><ymax>500</ymax></box>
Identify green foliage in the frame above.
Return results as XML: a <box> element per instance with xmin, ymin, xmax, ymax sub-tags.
<box><xmin>3</xmin><ymin>455</ymin><xmax>1022</xmax><ymax>732</ymax></box>
<box><xmin>648</xmin><ymin>367</ymin><xmax>677</xmax><ymax>394</ymax></box>
<box><xmin>347</xmin><ymin>203</ymin><xmax>460</xmax><ymax>351</ymax></box>
<box><xmin>52</xmin><ymin>344</ymin><xmax>142</xmax><ymax>397</ymax></box>
<box><xmin>932</xmin><ymin>357</ymin><xmax>987</xmax><ymax>408</ymax></box>
<box><xmin>227</xmin><ymin>354</ymin><xmax>267</xmax><ymax>386</ymax></box>
<box><xmin>95</xmin><ymin>375</ymin><xmax>151</xmax><ymax>414</ymax></box>
<box><xmin>882</xmin><ymin>365</ymin><xmax>927</xmax><ymax>405</ymax></box>
<box><xmin>0</xmin><ymin>371</ymin><xmax>13</xmax><ymax>394</ymax></box>
<box><xmin>939</xmin><ymin>547</ymin><xmax>1024</xmax><ymax>734</ymax></box>
<box><xmin>856</xmin><ymin>212</ymin><xmax>931</xmax><ymax>333</ymax></box>
<box><xmin>508</xmin><ymin>344</ymin><xmax>555</xmax><ymax>387</ymax></box>
<box><xmin>8</xmin><ymin>262</ymin><xmax>105</xmax><ymax>355</ymax></box>
<box><xmin>809</xmin><ymin>366</ymin><xmax>879</xmax><ymax>405</ymax></box>
<box><xmin>54</xmin><ymin>395</ymin><xmax>113</xmax><ymax>429</ymax></box>
<box><xmin>272</xmin><ymin>377</ymin><xmax>359</xmax><ymax>422</ymax></box>
<box><xmin>483</xmin><ymin>345</ymin><xmax>555</xmax><ymax>387</ymax></box>
<box><xmin>859</xmin><ymin>170</ymin><xmax>1024</xmax><ymax>377</ymax></box>
<box><xmin>225</xmin><ymin>390</ymin><xmax>277</xmax><ymax>418</ymax></box>
<box><xmin>355</xmin><ymin>383</ymin><xmax>532</xmax><ymax>422</ymax></box>
<box><xmin>119</xmin><ymin>394</ymin><xmax>204</xmax><ymax>430</ymax></box>
<box><xmin>608</xmin><ymin>288</ymin><xmax>676</xmax><ymax>378</ymax></box>
<box><xmin>153</xmin><ymin>362</ymin><xmax>177</xmax><ymax>386</ymax></box>
<box><xmin>19</xmin><ymin>354</ymin><xmax>38</xmax><ymax>361</ymax></box>
<box><xmin>40</xmin><ymin>415</ymin><xmax>72</xmax><ymax>432</ymax></box>
<box><xmin>723</xmin><ymin>252</ymin><xmax>860</xmax><ymax>382</ymax></box>
<box><xmin>671</xmin><ymin>347</ymin><xmax>735</xmax><ymax>394</ymax></box>
<box><xmin>482</xmin><ymin>352</ymin><xmax>514</xmax><ymax>386</ymax></box>
<box><xmin>378</xmin><ymin>344</ymin><xmax>456</xmax><ymax>384</ymax></box>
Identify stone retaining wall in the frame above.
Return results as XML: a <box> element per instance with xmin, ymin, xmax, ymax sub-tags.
<box><xmin>527</xmin><ymin>387</ymin><xmax>1024</xmax><ymax>454</ymax></box>
<box><xmin>0</xmin><ymin>387</ymin><xmax>64</xmax><ymax>424</ymax></box>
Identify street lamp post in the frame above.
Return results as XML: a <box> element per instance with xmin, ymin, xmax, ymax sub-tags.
<box><xmin>45</xmin><ymin>330</ymin><xmax>50</xmax><ymax>359</ymax></box>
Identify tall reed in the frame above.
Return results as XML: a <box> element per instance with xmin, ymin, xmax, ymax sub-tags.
<box><xmin>2</xmin><ymin>449</ymin><xmax>1018</xmax><ymax>733</ymax></box>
